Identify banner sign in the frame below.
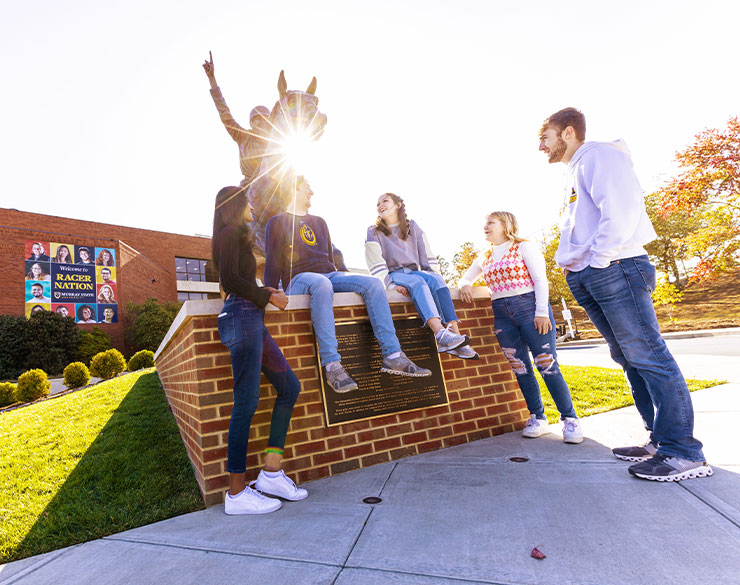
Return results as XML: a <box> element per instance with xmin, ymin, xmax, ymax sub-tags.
<box><xmin>24</xmin><ymin>240</ymin><xmax>119</xmax><ymax>324</ymax></box>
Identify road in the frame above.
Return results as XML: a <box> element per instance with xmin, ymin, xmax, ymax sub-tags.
<box><xmin>557</xmin><ymin>334</ymin><xmax>740</xmax><ymax>383</ymax></box>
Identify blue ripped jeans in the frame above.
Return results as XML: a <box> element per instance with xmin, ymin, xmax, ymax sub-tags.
<box><xmin>218</xmin><ymin>295</ymin><xmax>301</xmax><ymax>474</ymax></box>
<box><xmin>566</xmin><ymin>255</ymin><xmax>704</xmax><ymax>461</ymax></box>
<box><xmin>492</xmin><ymin>292</ymin><xmax>577</xmax><ymax>420</ymax></box>
<box><xmin>389</xmin><ymin>269</ymin><xmax>458</xmax><ymax>326</ymax></box>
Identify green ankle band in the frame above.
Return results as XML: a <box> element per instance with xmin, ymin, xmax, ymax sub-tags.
<box><xmin>265</xmin><ymin>447</ymin><xmax>284</xmax><ymax>456</ymax></box>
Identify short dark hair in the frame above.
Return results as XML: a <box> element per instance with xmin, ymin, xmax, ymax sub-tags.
<box><xmin>540</xmin><ymin>107</ymin><xmax>586</xmax><ymax>142</ymax></box>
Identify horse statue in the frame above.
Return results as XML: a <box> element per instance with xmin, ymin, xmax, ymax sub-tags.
<box><xmin>247</xmin><ymin>70</ymin><xmax>328</xmax><ymax>257</ymax></box>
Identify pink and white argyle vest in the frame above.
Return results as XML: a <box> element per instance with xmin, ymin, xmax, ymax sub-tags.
<box><xmin>481</xmin><ymin>243</ymin><xmax>535</xmax><ymax>299</ymax></box>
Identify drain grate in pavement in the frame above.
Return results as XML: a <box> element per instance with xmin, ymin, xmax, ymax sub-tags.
<box><xmin>509</xmin><ymin>456</ymin><xmax>530</xmax><ymax>463</ymax></box>
<box><xmin>362</xmin><ymin>496</ymin><xmax>383</xmax><ymax>504</ymax></box>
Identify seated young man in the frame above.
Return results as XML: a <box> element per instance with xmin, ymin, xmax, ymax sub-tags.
<box><xmin>264</xmin><ymin>177</ymin><xmax>457</xmax><ymax>393</ymax></box>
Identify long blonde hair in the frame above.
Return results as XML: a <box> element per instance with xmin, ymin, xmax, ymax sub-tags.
<box><xmin>484</xmin><ymin>211</ymin><xmax>526</xmax><ymax>260</ymax></box>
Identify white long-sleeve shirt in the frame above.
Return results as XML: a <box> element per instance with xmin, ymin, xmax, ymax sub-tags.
<box><xmin>459</xmin><ymin>240</ymin><xmax>550</xmax><ymax>317</ymax></box>
<box><xmin>557</xmin><ymin>140</ymin><xmax>657</xmax><ymax>271</ymax></box>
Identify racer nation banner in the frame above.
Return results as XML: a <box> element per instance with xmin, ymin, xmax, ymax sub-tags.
<box><xmin>25</xmin><ymin>240</ymin><xmax>119</xmax><ymax>324</ymax></box>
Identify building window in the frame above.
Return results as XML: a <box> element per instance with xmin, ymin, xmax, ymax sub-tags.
<box><xmin>178</xmin><ymin>291</ymin><xmax>210</xmax><ymax>301</ymax></box>
<box><xmin>176</xmin><ymin>257</ymin><xmax>214</xmax><ymax>282</ymax></box>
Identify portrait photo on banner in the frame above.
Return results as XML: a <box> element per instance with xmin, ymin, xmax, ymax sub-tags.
<box><xmin>52</xmin><ymin>303</ymin><xmax>76</xmax><ymax>320</ymax></box>
<box><xmin>25</xmin><ymin>260</ymin><xmax>51</xmax><ymax>282</ymax></box>
<box><xmin>76</xmin><ymin>303</ymin><xmax>97</xmax><ymax>324</ymax></box>
<box><xmin>26</xmin><ymin>240</ymin><xmax>50</xmax><ymax>262</ymax></box>
<box><xmin>51</xmin><ymin>242</ymin><xmax>75</xmax><ymax>264</ymax></box>
<box><xmin>97</xmin><ymin>265</ymin><xmax>117</xmax><ymax>284</ymax></box>
<box><xmin>26</xmin><ymin>281</ymin><xmax>51</xmax><ymax>303</ymax></box>
<box><xmin>96</xmin><ymin>283</ymin><xmax>117</xmax><ymax>304</ymax></box>
<box><xmin>25</xmin><ymin>303</ymin><xmax>50</xmax><ymax>318</ymax></box>
<box><xmin>97</xmin><ymin>304</ymin><xmax>118</xmax><ymax>324</ymax></box>
<box><xmin>75</xmin><ymin>245</ymin><xmax>95</xmax><ymax>265</ymax></box>
<box><xmin>95</xmin><ymin>247</ymin><xmax>116</xmax><ymax>267</ymax></box>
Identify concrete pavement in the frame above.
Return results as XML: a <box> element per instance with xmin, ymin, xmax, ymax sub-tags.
<box><xmin>2</xmin><ymin>379</ymin><xmax>739</xmax><ymax>585</ymax></box>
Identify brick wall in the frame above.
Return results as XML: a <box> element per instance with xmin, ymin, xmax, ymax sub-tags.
<box><xmin>155</xmin><ymin>290</ymin><xmax>528</xmax><ymax>506</ymax></box>
<box><xmin>0</xmin><ymin>208</ymin><xmax>211</xmax><ymax>352</ymax></box>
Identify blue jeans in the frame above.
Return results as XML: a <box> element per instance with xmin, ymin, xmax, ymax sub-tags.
<box><xmin>492</xmin><ymin>292</ymin><xmax>577</xmax><ymax>420</ymax></box>
<box><xmin>287</xmin><ymin>271</ymin><xmax>402</xmax><ymax>365</ymax></box>
<box><xmin>217</xmin><ymin>295</ymin><xmax>301</xmax><ymax>474</ymax></box>
<box><xmin>389</xmin><ymin>269</ymin><xmax>458</xmax><ymax>326</ymax></box>
<box><xmin>566</xmin><ymin>255</ymin><xmax>704</xmax><ymax>461</ymax></box>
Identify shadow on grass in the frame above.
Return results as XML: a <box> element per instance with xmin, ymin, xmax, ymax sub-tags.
<box><xmin>11</xmin><ymin>372</ymin><xmax>204</xmax><ymax>562</ymax></box>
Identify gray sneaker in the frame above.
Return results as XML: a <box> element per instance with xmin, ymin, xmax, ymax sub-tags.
<box><xmin>448</xmin><ymin>345</ymin><xmax>480</xmax><ymax>360</ymax></box>
<box><xmin>380</xmin><ymin>353</ymin><xmax>432</xmax><ymax>377</ymax></box>
<box><xmin>326</xmin><ymin>364</ymin><xmax>358</xmax><ymax>393</ymax></box>
<box><xmin>435</xmin><ymin>328</ymin><xmax>469</xmax><ymax>353</ymax></box>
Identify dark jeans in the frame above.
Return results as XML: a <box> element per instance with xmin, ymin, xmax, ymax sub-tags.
<box><xmin>218</xmin><ymin>295</ymin><xmax>301</xmax><ymax>474</ymax></box>
<box><xmin>566</xmin><ymin>255</ymin><xmax>704</xmax><ymax>461</ymax></box>
<box><xmin>492</xmin><ymin>292</ymin><xmax>577</xmax><ymax>420</ymax></box>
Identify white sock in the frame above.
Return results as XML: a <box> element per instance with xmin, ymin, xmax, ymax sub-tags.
<box><xmin>262</xmin><ymin>470</ymin><xmax>281</xmax><ymax>478</ymax></box>
<box><xmin>325</xmin><ymin>361</ymin><xmax>341</xmax><ymax>372</ymax></box>
<box><xmin>387</xmin><ymin>351</ymin><xmax>401</xmax><ymax>359</ymax></box>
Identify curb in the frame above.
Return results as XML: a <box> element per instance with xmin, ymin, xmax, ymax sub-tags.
<box><xmin>557</xmin><ymin>327</ymin><xmax>740</xmax><ymax>348</ymax></box>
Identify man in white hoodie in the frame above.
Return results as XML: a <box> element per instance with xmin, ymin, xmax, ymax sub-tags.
<box><xmin>538</xmin><ymin>107</ymin><xmax>711</xmax><ymax>482</ymax></box>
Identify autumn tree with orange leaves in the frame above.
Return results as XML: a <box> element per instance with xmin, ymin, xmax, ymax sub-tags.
<box><xmin>655</xmin><ymin>117</ymin><xmax>740</xmax><ymax>281</ymax></box>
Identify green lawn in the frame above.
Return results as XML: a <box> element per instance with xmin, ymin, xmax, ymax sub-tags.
<box><xmin>0</xmin><ymin>369</ymin><xmax>203</xmax><ymax>563</ymax></box>
<box><xmin>541</xmin><ymin>365</ymin><xmax>723</xmax><ymax>422</ymax></box>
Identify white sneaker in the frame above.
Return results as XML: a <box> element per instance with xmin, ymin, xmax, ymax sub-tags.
<box><xmin>435</xmin><ymin>328</ymin><xmax>469</xmax><ymax>353</ymax></box>
<box><xmin>253</xmin><ymin>469</ymin><xmax>308</xmax><ymax>501</ymax></box>
<box><xmin>224</xmin><ymin>486</ymin><xmax>282</xmax><ymax>515</ymax></box>
<box><xmin>562</xmin><ymin>417</ymin><xmax>583</xmax><ymax>444</ymax></box>
<box><xmin>522</xmin><ymin>414</ymin><xmax>550</xmax><ymax>438</ymax></box>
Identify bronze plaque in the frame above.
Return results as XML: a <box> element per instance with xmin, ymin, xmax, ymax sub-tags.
<box><xmin>318</xmin><ymin>317</ymin><xmax>448</xmax><ymax>426</ymax></box>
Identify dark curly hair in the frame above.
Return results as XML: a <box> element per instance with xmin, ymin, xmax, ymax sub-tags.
<box><xmin>374</xmin><ymin>193</ymin><xmax>410</xmax><ymax>241</ymax></box>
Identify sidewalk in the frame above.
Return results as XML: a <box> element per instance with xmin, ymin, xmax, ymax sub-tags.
<box><xmin>2</xmin><ymin>382</ymin><xmax>738</xmax><ymax>585</ymax></box>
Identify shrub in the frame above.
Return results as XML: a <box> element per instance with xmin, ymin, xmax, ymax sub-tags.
<box><xmin>128</xmin><ymin>350</ymin><xmax>155</xmax><ymax>371</ymax></box>
<box><xmin>15</xmin><ymin>369</ymin><xmax>51</xmax><ymax>403</ymax></box>
<box><xmin>63</xmin><ymin>362</ymin><xmax>91</xmax><ymax>389</ymax></box>
<box><xmin>125</xmin><ymin>298</ymin><xmax>182</xmax><ymax>352</ymax></box>
<box><xmin>77</xmin><ymin>327</ymin><xmax>112</xmax><ymax>365</ymax></box>
<box><xmin>24</xmin><ymin>311</ymin><xmax>81</xmax><ymax>376</ymax></box>
<box><xmin>0</xmin><ymin>315</ymin><xmax>28</xmax><ymax>380</ymax></box>
<box><xmin>90</xmin><ymin>349</ymin><xmax>127</xmax><ymax>380</ymax></box>
<box><xmin>0</xmin><ymin>382</ymin><xmax>17</xmax><ymax>407</ymax></box>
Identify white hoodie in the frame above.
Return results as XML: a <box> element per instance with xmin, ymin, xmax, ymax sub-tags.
<box><xmin>555</xmin><ymin>140</ymin><xmax>657</xmax><ymax>271</ymax></box>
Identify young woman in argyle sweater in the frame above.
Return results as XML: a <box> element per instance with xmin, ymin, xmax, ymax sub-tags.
<box><xmin>459</xmin><ymin>212</ymin><xmax>582</xmax><ymax>443</ymax></box>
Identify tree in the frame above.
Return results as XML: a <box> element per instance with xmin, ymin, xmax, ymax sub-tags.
<box><xmin>125</xmin><ymin>298</ymin><xmax>183</xmax><ymax>352</ymax></box>
<box><xmin>450</xmin><ymin>242</ymin><xmax>483</xmax><ymax>286</ymax></box>
<box><xmin>644</xmin><ymin>192</ymin><xmax>701</xmax><ymax>286</ymax></box>
<box><xmin>436</xmin><ymin>255</ymin><xmax>453</xmax><ymax>285</ymax></box>
<box><xmin>655</xmin><ymin>117</ymin><xmax>740</xmax><ymax>281</ymax></box>
<box><xmin>541</xmin><ymin>227</ymin><xmax>574</xmax><ymax>305</ymax></box>
<box><xmin>23</xmin><ymin>311</ymin><xmax>81</xmax><ymax>376</ymax></box>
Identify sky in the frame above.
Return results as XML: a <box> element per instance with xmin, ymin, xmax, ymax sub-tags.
<box><xmin>2</xmin><ymin>0</ymin><xmax>738</xmax><ymax>270</ymax></box>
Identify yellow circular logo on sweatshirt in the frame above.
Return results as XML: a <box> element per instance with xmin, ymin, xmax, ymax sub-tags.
<box><xmin>300</xmin><ymin>224</ymin><xmax>317</xmax><ymax>246</ymax></box>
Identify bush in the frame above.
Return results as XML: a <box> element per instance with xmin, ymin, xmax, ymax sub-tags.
<box><xmin>24</xmin><ymin>312</ymin><xmax>81</xmax><ymax>376</ymax></box>
<box><xmin>0</xmin><ymin>382</ymin><xmax>17</xmax><ymax>407</ymax></box>
<box><xmin>77</xmin><ymin>327</ymin><xmax>112</xmax><ymax>365</ymax></box>
<box><xmin>125</xmin><ymin>298</ymin><xmax>182</xmax><ymax>352</ymax></box>
<box><xmin>0</xmin><ymin>315</ymin><xmax>28</xmax><ymax>380</ymax></box>
<box><xmin>90</xmin><ymin>349</ymin><xmax>127</xmax><ymax>380</ymax></box>
<box><xmin>15</xmin><ymin>369</ymin><xmax>51</xmax><ymax>403</ymax></box>
<box><xmin>128</xmin><ymin>350</ymin><xmax>155</xmax><ymax>371</ymax></box>
<box><xmin>63</xmin><ymin>362</ymin><xmax>91</xmax><ymax>389</ymax></box>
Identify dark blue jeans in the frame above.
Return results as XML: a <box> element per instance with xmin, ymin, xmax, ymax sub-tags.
<box><xmin>566</xmin><ymin>255</ymin><xmax>704</xmax><ymax>461</ymax></box>
<box><xmin>217</xmin><ymin>296</ymin><xmax>301</xmax><ymax>474</ymax></box>
<box><xmin>492</xmin><ymin>292</ymin><xmax>577</xmax><ymax>420</ymax></box>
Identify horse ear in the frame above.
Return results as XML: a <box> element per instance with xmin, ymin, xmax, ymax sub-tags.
<box><xmin>306</xmin><ymin>76</ymin><xmax>317</xmax><ymax>95</ymax></box>
<box><xmin>278</xmin><ymin>70</ymin><xmax>287</xmax><ymax>99</ymax></box>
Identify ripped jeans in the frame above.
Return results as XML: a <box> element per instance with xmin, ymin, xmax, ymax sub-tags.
<box><xmin>492</xmin><ymin>292</ymin><xmax>576</xmax><ymax>420</ymax></box>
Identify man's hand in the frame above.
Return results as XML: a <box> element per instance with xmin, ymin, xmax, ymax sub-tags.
<box><xmin>395</xmin><ymin>285</ymin><xmax>409</xmax><ymax>296</ymax></box>
<box><xmin>534</xmin><ymin>316</ymin><xmax>551</xmax><ymax>335</ymax></box>
<box><xmin>459</xmin><ymin>285</ymin><xmax>474</xmax><ymax>304</ymax></box>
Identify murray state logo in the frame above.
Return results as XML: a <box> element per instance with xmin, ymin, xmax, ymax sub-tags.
<box><xmin>300</xmin><ymin>224</ymin><xmax>317</xmax><ymax>246</ymax></box>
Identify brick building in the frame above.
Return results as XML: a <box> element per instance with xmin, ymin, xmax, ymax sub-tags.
<box><xmin>1</xmin><ymin>207</ymin><xmax>216</xmax><ymax>352</ymax></box>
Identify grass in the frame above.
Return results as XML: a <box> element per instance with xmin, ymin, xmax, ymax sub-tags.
<box><xmin>0</xmin><ymin>369</ymin><xmax>203</xmax><ymax>563</ymax></box>
<box><xmin>540</xmin><ymin>365</ymin><xmax>724</xmax><ymax>423</ymax></box>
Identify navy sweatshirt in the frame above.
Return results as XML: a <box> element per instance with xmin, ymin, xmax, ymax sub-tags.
<box><xmin>264</xmin><ymin>213</ymin><xmax>336</xmax><ymax>289</ymax></box>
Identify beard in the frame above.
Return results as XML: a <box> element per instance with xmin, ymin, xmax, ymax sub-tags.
<box><xmin>548</xmin><ymin>137</ymin><xmax>567</xmax><ymax>163</ymax></box>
